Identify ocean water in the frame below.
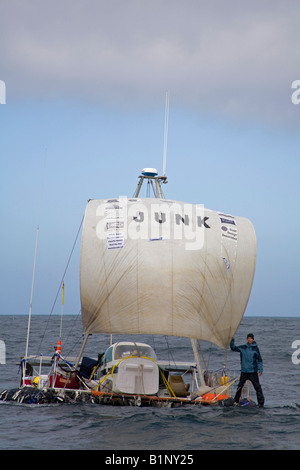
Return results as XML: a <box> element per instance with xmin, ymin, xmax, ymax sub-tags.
<box><xmin>0</xmin><ymin>315</ymin><xmax>299</xmax><ymax>451</ymax></box>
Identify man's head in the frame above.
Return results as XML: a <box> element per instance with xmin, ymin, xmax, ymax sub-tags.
<box><xmin>247</xmin><ymin>333</ymin><xmax>254</xmax><ymax>344</ymax></box>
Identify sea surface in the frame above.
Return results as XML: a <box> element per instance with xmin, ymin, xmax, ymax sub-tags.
<box><xmin>0</xmin><ymin>315</ymin><xmax>299</xmax><ymax>452</ymax></box>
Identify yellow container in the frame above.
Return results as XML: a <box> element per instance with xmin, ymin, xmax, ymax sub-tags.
<box><xmin>33</xmin><ymin>376</ymin><xmax>39</xmax><ymax>387</ymax></box>
<box><xmin>220</xmin><ymin>375</ymin><xmax>230</xmax><ymax>386</ymax></box>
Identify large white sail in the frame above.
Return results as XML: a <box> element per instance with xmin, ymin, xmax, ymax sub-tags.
<box><xmin>80</xmin><ymin>197</ymin><xmax>256</xmax><ymax>349</ymax></box>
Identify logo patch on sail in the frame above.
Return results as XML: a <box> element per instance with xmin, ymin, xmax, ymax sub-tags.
<box><xmin>219</xmin><ymin>213</ymin><xmax>237</xmax><ymax>241</ymax></box>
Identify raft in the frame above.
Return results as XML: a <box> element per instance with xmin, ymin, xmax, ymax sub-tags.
<box><xmin>0</xmin><ymin>386</ymin><xmax>235</xmax><ymax>407</ymax></box>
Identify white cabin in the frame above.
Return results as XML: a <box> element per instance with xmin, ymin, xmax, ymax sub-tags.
<box><xmin>99</xmin><ymin>342</ymin><xmax>159</xmax><ymax>395</ymax></box>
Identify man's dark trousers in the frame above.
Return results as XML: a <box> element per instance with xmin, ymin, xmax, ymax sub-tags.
<box><xmin>234</xmin><ymin>372</ymin><xmax>265</xmax><ymax>406</ymax></box>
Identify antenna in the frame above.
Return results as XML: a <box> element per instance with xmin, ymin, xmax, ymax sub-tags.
<box><xmin>133</xmin><ymin>92</ymin><xmax>169</xmax><ymax>199</ymax></box>
<box><xmin>162</xmin><ymin>90</ymin><xmax>170</xmax><ymax>177</ymax></box>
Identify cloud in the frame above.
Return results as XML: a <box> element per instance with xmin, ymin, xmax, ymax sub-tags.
<box><xmin>1</xmin><ymin>0</ymin><xmax>300</xmax><ymax>125</ymax></box>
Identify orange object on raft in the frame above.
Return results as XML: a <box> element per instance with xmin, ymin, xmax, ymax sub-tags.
<box><xmin>56</xmin><ymin>340</ymin><xmax>62</xmax><ymax>354</ymax></box>
<box><xmin>202</xmin><ymin>392</ymin><xmax>229</xmax><ymax>402</ymax></box>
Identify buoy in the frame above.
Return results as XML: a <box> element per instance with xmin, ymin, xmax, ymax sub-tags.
<box><xmin>214</xmin><ymin>394</ymin><xmax>229</xmax><ymax>401</ymax></box>
<box><xmin>56</xmin><ymin>340</ymin><xmax>62</xmax><ymax>355</ymax></box>
<box><xmin>202</xmin><ymin>393</ymin><xmax>216</xmax><ymax>401</ymax></box>
<box><xmin>201</xmin><ymin>392</ymin><xmax>229</xmax><ymax>402</ymax></box>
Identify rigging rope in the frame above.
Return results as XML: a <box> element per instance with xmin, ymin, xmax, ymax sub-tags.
<box><xmin>35</xmin><ymin>214</ymin><xmax>84</xmax><ymax>356</ymax></box>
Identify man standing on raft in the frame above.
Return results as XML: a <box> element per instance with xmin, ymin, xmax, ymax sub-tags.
<box><xmin>230</xmin><ymin>333</ymin><xmax>265</xmax><ymax>407</ymax></box>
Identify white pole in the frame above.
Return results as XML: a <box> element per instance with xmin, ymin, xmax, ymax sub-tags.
<box><xmin>190</xmin><ymin>338</ymin><xmax>206</xmax><ymax>388</ymax></box>
<box><xmin>25</xmin><ymin>224</ymin><xmax>39</xmax><ymax>359</ymax></box>
<box><xmin>162</xmin><ymin>90</ymin><xmax>170</xmax><ymax>177</ymax></box>
<box><xmin>24</xmin><ymin>156</ymin><xmax>46</xmax><ymax>361</ymax></box>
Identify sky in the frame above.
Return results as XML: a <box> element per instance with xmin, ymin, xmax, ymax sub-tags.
<box><xmin>0</xmin><ymin>0</ymin><xmax>300</xmax><ymax>319</ymax></box>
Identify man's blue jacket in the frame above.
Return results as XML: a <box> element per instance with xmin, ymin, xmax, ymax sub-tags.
<box><xmin>230</xmin><ymin>339</ymin><xmax>263</xmax><ymax>374</ymax></box>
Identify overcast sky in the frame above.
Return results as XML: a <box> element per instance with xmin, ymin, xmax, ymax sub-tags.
<box><xmin>2</xmin><ymin>1</ymin><xmax>300</xmax><ymax>122</ymax></box>
<box><xmin>0</xmin><ymin>1</ymin><xmax>300</xmax><ymax>320</ymax></box>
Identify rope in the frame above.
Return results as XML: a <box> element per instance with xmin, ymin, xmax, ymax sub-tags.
<box><xmin>35</xmin><ymin>214</ymin><xmax>84</xmax><ymax>356</ymax></box>
<box><xmin>60</xmin><ymin>308</ymin><xmax>82</xmax><ymax>358</ymax></box>
<box><xmin>159</xmin><ymin>368</ymin><xmax>176</xmax><ymax>397</ymax></box>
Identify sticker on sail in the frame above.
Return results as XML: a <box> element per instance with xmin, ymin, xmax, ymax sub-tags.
<box><xmin>105</xmin><ymin>200</ymin><xmax>125</xmax><ymax>245</ymax></box>
<box><xmin>105</xmin><ymin>209</ymin><xmax>124</xmax><ymax>220</ymax></box>
<box><xmin>148</xmin><ymin>237</ymin><xmax>163</xmax><ymax>242</ymax></box>
<box><xmin>221</xmin><ymin>257</ymin><xmax>230</xmax><ymax>272</ymax></box>
<box><xmin>219</xmin><ymin>216</ymin><xmax>236</xmax><ymax>226</ymax></box>
<box><xmin>106</xmin><ymin>221</ymin><xmax>124</xmax><ymax>230</ymax></box>
<box><xmin>105</xmin><ymin>200</ymin><xmax>122</xmax><ymax>210</ymax></box>
<box><xmin>221</xmin><ymin>226</ymin><xmax>237</xmax><ymax>241</ymax></box>
<box><xmin>107</xmin><ymin>232</ymin><xmax>124</xmax><ymax>249</ymax></box>
<box><xmin>219</xmin><ymin>213</ymin><xmax>237</xmax><ymax>241</ymax></box>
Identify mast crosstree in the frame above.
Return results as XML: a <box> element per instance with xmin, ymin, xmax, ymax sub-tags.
<box><xmin>133</xmin><ymin>168</ymin><xmax>167</xmax><ymax>199</ymax></box>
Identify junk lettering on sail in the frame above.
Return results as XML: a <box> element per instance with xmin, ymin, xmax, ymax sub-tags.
<box><xmin>95</xmin><ymin>197</ymin><xmax>207</xmax><ymax>250</ymax></box>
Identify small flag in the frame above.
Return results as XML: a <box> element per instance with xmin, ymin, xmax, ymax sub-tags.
<box><xmin>62</xmin><ymin>282</ymin><xmax>65</xmax><ymax>305</ymax></box>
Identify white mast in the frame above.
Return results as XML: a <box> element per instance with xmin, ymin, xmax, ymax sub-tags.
<box><xmin>24</xmin><ymin>158</ymin><xmax>46</xmax><ymax>361</ymax></box>
<box><xmin>24</xmin><ymin>224</ymin><xmax>39</xmax><ymax>360</ymax></box>
<box><xmin>162</xmin><ymin>90</ymin><xmax>170</xmax><ymax>177</ymax></box>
